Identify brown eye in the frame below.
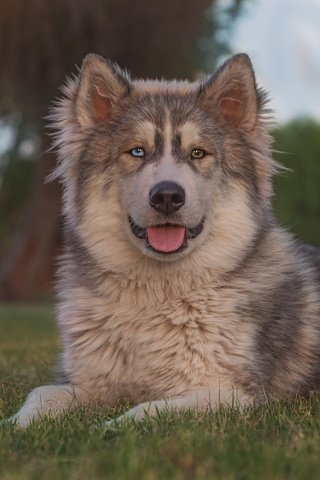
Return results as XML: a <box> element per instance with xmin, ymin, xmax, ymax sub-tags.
<box><xmin>191</xmin><ymin>148</ymin><xmax>206</xmax><ymax>160</ymax></box>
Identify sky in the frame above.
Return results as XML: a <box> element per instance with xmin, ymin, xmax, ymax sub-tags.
<box><xmin>229</xmin><ymin>0</ymin><xmax>320</xmax><ymax>122</ymax></box>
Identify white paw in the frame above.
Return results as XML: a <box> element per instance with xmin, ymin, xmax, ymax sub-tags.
<box><xmin>0</xmin><ymin>412</ymin><xmax>37</xmax><ymax>428</ymax></box>
<box><xmin>6</xmin><ymin>384</ymin><xmax>83</xmax><ymax>428</ymax></box>
<box><xmin>6</xmin><ymin>412</ymin><xmax>34</xmax><ymax>428</ymax></box>
<box><xmin>103</xmin><ymin>400</ymin><xmax>167</xmax><ymax>428</ymax></box>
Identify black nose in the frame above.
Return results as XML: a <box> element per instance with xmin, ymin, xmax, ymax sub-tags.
<box><xmin>149</xmin><ymin>181</ymin><xmax>185</xmax><ymax>214</ymax></box>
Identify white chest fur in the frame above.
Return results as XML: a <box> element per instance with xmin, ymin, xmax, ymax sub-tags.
<box><xmin>59</xmin><ymin>275</ymin><xmax>255</xmax><ymax>403</ymax></box>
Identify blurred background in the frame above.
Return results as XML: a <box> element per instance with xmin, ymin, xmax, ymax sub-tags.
<box><xmin>0</xmin><ymin>0</ymin><xmax>319</xmax><ymax>302</ymax></box>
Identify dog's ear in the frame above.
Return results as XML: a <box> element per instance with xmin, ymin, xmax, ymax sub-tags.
<box><xmin>200</xmin><ymin>54</ymin><xmax>258</xmax><ymax>130</ymax></box>
<box><xmin>76</xmin><ymin>53</ymin><xmax>131</xmax><ymax>128</ymax></box>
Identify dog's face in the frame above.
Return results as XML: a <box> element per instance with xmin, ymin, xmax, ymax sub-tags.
<box><xmin>54</xmin><ymin>53</ymin><xmax>274</xmax><ymax>272</ymax></box>
<box><xmin>112</xmin><ymin>92</ymin><xmax>224</xmax><ymax>261</ymax></box>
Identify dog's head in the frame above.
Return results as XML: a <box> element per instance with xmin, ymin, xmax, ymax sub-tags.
<box><xmin>52</xmin><ymin>53</ymin><xmax>275</xmax><ymax>274</ymax></box>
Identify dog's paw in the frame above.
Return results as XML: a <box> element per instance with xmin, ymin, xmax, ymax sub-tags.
<box><xmin>0</xmin><ymin>414</ymin><xmax>25</xmax><ymax>428</ymax></box>
<box><xmin>102</xmin><ymin>400</ymin><xmax>166</xmax><ymax>429</ymax></box>
<box><xmin>5</xmin><ymin>412</ymin><xmax>36</xmax><ymax>428</ymax></box>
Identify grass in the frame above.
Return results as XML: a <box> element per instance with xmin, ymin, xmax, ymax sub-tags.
<box><xmin>1</xmin><ymin>305</ymin><xmax>320</xmax><ymax>479</ymax></box>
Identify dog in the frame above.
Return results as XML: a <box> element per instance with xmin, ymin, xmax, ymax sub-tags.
<box><xmin>9</xmin><ymin>53</ymin><xmax>320</xmax><ymax>427</ymax></box>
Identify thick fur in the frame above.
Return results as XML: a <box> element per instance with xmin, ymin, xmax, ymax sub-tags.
<box><xmin>9</xmin><ymin>53</ymin><xmax>320</xmax><ymax>427</ymax></box>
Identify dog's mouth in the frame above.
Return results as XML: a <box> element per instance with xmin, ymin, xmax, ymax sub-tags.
<box><xmin>128</xmin><ymin>216</ymin><xmax>205</xmax><ymax>254</ymax></box>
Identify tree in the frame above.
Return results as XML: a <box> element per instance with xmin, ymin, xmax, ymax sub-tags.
<box><xmin>273</xmin><ymin>118</ymin><xmax>320</xmax><ymax>247</ymax></box>
<box><xmin>0</xmin><ymin>0</ymin><xmax>244</xmax><ymax>300</ymax></box>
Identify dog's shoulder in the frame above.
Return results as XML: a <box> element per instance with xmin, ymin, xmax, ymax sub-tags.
<box><xmin>299</xmin><ymin>243</ymin><xmax>320</xmax><ymax>271</ymax></box>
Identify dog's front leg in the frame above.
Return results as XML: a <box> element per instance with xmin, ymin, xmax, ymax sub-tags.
<box><xmin>8</xmin><ymin>384</ymin><xmax>88</xmax><ymax>428</ymax></box>
<box><xmin>107</xmin><ymin>386</ymin><xmax>252</xmax><ymax>425</ymax></box>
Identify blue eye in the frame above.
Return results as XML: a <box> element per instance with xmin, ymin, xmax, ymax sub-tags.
<box><xmin>129</xmin><ymin>147</ymin><xmax>145</xmax><ymax>158</ymax></box>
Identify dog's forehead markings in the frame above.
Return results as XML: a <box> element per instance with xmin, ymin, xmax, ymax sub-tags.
<box><xmin>180</xmin><ymin>121</ymin><xmax>202</xmax><ymax>147</ymax></box>
<box><xmin>163</xmin><ymin>108</ymin><xmax>173</xmax><ymax>157</ymax></box>
<box><xmin>137</xmin><ymin>120</ymin><xmax>156</xmax><ymax>145</ymax></box>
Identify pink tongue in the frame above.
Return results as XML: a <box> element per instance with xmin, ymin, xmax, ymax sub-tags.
<box><xmin>147</xmin><ymin>226</ymin><xmax>186</xmax><ymax>253</ymax></box>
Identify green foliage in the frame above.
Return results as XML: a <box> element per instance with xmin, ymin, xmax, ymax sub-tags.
<box><xmin>0</xmin><ymin>159</ymin><xmax>36</xmax><ymax>248</ymax></box>
<box><xmin>0</xmin><ymin>121</ymin><xmax>39</xmax><ymax>250</ymax></box>
<box><xmin>1</xmin><ymin>305</ymin><xmax>320</xmax><ymax>479</ymax></box>
<box><xmin>273</xmin><ymin>118</ymin><xmax>320</xmax><ymax>247</ymax></box>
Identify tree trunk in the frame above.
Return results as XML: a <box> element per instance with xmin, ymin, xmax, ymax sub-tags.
<box><xmin>0</xmin><ymin>149</ymin><xmax>61</xmax><ymax>301</ymax></box>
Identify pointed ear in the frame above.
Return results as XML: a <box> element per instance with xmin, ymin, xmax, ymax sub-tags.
<box><xmin>200</xmin><ymin>54</ymin><xmax>259</xmax><ymax>130</ymax></box>
<box><xmin>75</xmin><ymin>53</ymin><xmax>131</xmax><ymax>128</ymax></box>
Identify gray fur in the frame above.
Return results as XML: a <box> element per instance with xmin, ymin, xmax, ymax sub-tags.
<box><xmin>8</xmin><ymin>53</ymin><xmax>320</xmax><ymax>427</ymax></box>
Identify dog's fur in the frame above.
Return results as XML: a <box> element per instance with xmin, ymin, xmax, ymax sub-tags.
<box><xmin>10</xmin><ymin>53</ymin><xmax>320</xmax><ymax>427</ymax></box>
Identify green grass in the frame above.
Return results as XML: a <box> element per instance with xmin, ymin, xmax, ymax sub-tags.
<box><xmin>1</xmin><ymin>305</ymin><xmax>320</xmax><ymax>479</ymax></box>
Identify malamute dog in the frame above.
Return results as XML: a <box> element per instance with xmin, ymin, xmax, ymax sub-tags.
<box><xmin>10</xmin><ymin>53</ymin><xmax>320</xmax><ymax>427</ymax></box>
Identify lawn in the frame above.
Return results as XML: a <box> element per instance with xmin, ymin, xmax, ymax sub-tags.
<box><xmin>1</xmin><ymin>305</ymin><xmax>320</xmax><ymax>479</ymax></box>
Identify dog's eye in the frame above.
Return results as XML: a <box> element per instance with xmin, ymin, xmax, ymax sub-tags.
<box><xmin>191</xmin><ymin>148</ymin><xmax>206</xmax><ymax>160</ymax></box>
<box><xmin>129</xmin><ymin>148</ymin><xmax>145</xmax><ymax>158</ymax></box>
